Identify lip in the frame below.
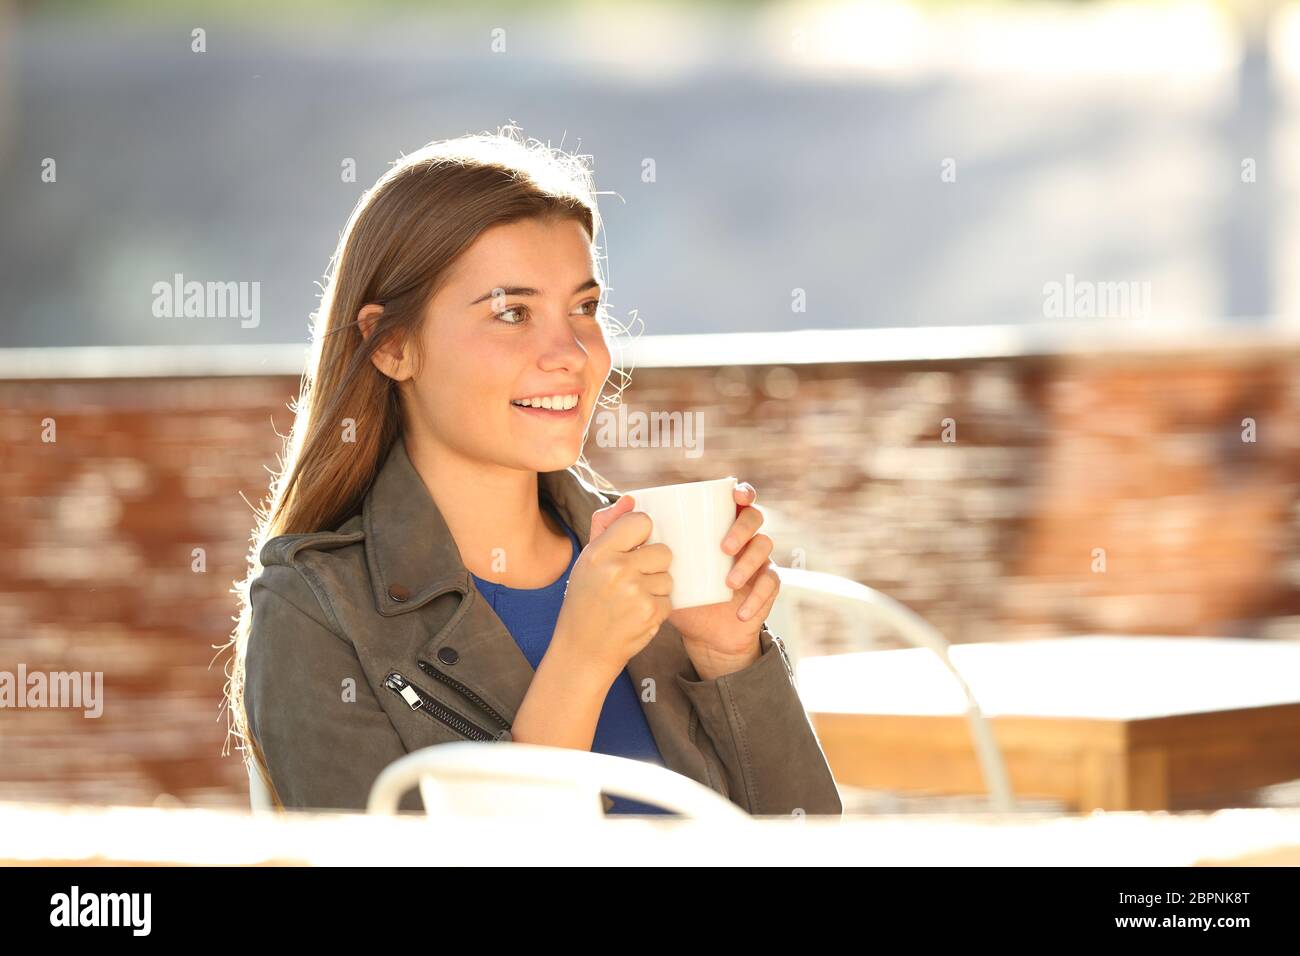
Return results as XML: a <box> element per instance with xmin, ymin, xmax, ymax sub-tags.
<box><xmin>511</xmin><ymin>400</ymin><xmax>580</xmax><ymax>420</ymax></box>
<box><xmin>511</xmin><ymin>389</ymin><xmax>582</xmax><ymax>404</ymax></box>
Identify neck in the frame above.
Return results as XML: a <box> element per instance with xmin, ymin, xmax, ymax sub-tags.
<box><xmin>402</xmin><ymin>430</ymin><xmax>566</xmax><ymax>586</ymax></box>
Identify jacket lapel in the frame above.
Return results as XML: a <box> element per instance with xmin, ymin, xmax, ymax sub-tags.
<box><xmin>360</xmin><ymin>434</ymin><xmax>705</xmax><ymax>775</ymax></box>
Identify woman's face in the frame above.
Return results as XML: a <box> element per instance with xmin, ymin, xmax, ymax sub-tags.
<box><xmin>400</xmin><ymin>216</ymin><xmax>612</xmax><ymax>474</ymax></box>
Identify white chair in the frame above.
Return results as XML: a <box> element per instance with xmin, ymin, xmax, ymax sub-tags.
<box><xmin>246</xmin><ymin>736</ymin><xmax>748</xmax><ymax>821</ymax></box>
<box><xmin>366</xmin><ymin>741</ymin><xmax>752</xmax><ymax>822</ymax></box>
<box><xmin>767</xmin><ymin>566</ymin><xmax>1017</xmax><ymax>813</ymax></box>
<box><xmin>247</xmin><ymin>757</ymin><xmax>277</xmax><ymax>812</ymax></box>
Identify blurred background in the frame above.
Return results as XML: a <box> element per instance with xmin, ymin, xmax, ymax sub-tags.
<box><xmin>2</xmin><ymin>0</ymin><xmax>1300</xmax><ymax>818</ymax></box>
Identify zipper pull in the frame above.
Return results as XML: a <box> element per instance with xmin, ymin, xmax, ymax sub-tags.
<box><xmin>386</xmin><ymin>673</ymin><xmax>423</xmax><ymax>710</ymax></box>
<box><xmin>398</xmin><ymin>685</ymin><xmax>422</xmax><ymax>709</ymax></box>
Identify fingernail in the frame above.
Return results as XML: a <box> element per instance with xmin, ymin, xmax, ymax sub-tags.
<box><xmin>738</xmin><ymin>605</ymin><xmax>753</xmax><ymax>621</ymax></box>
<box><xmin>726</xmin><ymin>571</ymin><xmax>740</xmax><ymax>587</ymax></box>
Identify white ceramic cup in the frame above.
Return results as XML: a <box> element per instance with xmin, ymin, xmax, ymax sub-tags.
<box><xmin>621</xmin><ymin>476</ymin><xmax>738</xmax><ymax>610</ymax></box>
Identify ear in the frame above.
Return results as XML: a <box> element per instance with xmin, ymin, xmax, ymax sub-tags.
<box><xmin>358</xmin><ymin>304</ymin><xmax>414</xmax><ymax>381</ymax></box>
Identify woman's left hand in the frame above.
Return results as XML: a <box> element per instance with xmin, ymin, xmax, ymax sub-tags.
<box><xmin>668</xmin><ymin>481</ymin><xmax>779</xmax><ymax>672</ymax></box>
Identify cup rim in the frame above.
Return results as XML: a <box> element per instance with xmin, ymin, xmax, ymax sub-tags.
<box><xmin>621</xmin><ymin>476</ymin><xmax>736</xmax><ymax>498</ymax></box>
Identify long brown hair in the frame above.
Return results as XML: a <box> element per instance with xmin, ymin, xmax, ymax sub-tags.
<box><xmin>220</xmin><ymin>125</ymin><xmax>632</xmax><ymax>805</ymax></box>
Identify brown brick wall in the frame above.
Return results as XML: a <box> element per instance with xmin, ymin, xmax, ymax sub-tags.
<box><xmin>2</xmin><ymin>351</ymin><xmax>1298</xmax><ymax>808</ymax></box>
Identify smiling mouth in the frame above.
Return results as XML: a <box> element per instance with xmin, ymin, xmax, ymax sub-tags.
<box><xmin>510</xmin><ymin>393</ymin><xmax>581</xmax><ymax>413</ymax></box>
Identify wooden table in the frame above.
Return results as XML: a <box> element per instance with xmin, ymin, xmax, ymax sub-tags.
<box><xmin>798</xmin><ymin>636</ymin><xmax>1300</xmax><ymax>812</ymax></box>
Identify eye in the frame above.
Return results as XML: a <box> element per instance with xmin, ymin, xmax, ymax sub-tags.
<box><xmin>493</xmin><ymin>305</ymin><xmax>528</xmax><ymax>325</ymax></box>
<box><xmin>493</xmin><ymin>300</ymin><xmax>600</xmax><ymax>325</ymax></box>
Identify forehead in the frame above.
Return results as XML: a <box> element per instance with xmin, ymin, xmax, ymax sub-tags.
<box><xmin>447</xmin><ymin>217</ymin><xmax>594</xmax><ymax>287</ymax></box>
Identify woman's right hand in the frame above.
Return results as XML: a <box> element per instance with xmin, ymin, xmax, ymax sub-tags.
<box><xmin>553</xmin><ymin>495</ymin><xmax>673</xmax><ymax>679</ymax></box>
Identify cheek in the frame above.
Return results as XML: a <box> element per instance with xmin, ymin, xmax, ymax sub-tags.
<box><xmin>415</xmin><ymin>333</ymin><xmax>513</xmax><ymax>423</ymax></box>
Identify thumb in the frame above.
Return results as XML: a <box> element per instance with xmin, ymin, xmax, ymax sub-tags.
<box><xmin>589</xmin><ymin>493</ymin><xmax>635</xmax><ymax>544</ymax></box>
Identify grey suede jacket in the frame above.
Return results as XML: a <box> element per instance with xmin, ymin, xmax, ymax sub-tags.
<box><xmin>244</xmin><ymin>433</ymin><xmax>843</xmax><ymax>817</ymax></box>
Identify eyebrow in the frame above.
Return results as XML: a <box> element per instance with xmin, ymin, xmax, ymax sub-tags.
<box><xmin>469</xmin><ymin>278</ymin><xmax>602</xmax><ymax>306</ymax></box>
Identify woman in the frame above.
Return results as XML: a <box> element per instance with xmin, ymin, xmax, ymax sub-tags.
<box><xmin>223</xmin><ymin>126</ymin><xmax>842</xmax><ymax>817</ymax></box>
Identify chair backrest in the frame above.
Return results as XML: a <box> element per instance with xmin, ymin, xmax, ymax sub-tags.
<box><xmin>769</xmin><ymin>565</ymin><xmax>959</xmax><ymax>668</ymax></box>
<box><xmin>247</xmin><ymin>758</ymin><xmax>278</xmax><ymax>813</ymax></box>
<box><xmin>366</xmin><ymin>741</ymin><xmax>753</xmax><ymax>821</ymax></box>
<box><xmin>767</xmin><ymin>565</ymin><xmax>1016</xmax><ymax>813</ymax></box>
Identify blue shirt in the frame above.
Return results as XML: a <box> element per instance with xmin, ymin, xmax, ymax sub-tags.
<box><xmin>468</xmin><ymin>496</ymin><xmax>675</xmax><ymax>816</ymax></box>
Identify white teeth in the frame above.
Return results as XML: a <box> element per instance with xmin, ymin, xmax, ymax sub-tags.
<box><xmin>512</xmin><ymin>394</ymin><xmax>578</xmax><ymax>410</ymax></box>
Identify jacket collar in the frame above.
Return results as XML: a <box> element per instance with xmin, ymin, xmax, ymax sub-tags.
<box><xmin>362</xmin><ymin>433</ymin><xmax>615</xmax><ymax>616</ymax></box>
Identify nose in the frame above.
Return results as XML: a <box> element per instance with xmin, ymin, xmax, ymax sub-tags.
<box><xmin>535</xmin><ymin>315</ymin><xmax>590</xmax><ymax>374</ymax></box>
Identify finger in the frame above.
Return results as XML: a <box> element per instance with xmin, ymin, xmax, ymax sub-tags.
<box><xmin>721</xmin><ymin>505</ymin><xmax>765</xmax><ymax>555</ymax></box>
<box><xmin>643</xmin><ymin>571</ymin><xmax>673</xmax><ymax>597</ymax></box>
<box><xmin>733</xmin><ymin>481</ymin><xmax>757</xmax><ymax>516</ymax></box>
<box><xmin>725</xmin><ymin>533</ymin><xmax>774</xmax><ymax>589</ymax></box>
<box><xmin>598</xmin><ymin>507</ymin><xmax>655</xmax><ymax>554</ymax></box>
<box><xmin>747</xmin><ymin>576</ymin><xmax>780</xmax><ymax>627</ymax></box>
<box><xmin>589</xmin><ymin>494</ymin><xmax>635</xmax><ymax>542</ymax></box>
<box><xmin>738</xmin><ymin>565</ymin><xmax>779</xmax><ymax>621</ymax></box>
<box><xmin>630</xmin><ymin>541</ymin><xmax>673</xmax><ymax>573</ymax></box>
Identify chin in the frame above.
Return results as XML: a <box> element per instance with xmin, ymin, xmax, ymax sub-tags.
<box><xmin>521</xmin><ymin>445</ymin><xmax>581</xmax><ymax>473</ymax></box>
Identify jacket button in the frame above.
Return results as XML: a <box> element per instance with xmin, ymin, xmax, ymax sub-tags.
<box><xmin>437</xmin><ymin>647</ymin><xmax>459</xmax><ymax>665</ymax></box>
<box><xmin>388</xmin><ymin>584</ymin><xmax>411</xmax><ymax>603</ymax></box>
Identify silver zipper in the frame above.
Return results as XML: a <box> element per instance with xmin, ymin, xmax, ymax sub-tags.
<box><xmin>383</xmin><ymin>671</ymin><xmax>510</xmax><ymax>742</ymax></box>
<box><xmin>415</xmin><ymin>658</ymin><xmax>512</xmax><ymax>733</ymax></box>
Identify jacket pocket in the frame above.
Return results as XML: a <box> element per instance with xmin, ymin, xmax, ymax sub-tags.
<box><xmin>383</xmin><ymin>670</ymin><xmax>511</xmax><ymax>743</ymax></box>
